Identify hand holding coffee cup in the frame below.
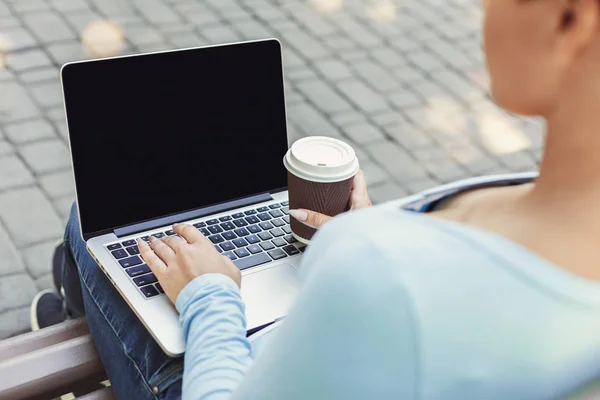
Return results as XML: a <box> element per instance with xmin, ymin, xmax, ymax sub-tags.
<box><xmin>284</xmin><ymin>137</ymin><xmax>370</xmax><ymax>243</ymax></box>
<box><xmin>288</xmin><ymin>170</ymin><xmax>371</xmax><ymax>229</ymax></box>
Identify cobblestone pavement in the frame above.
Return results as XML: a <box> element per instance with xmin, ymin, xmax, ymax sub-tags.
<box><xmin>0</xmin><ymin>0</ymin><xmax>544</xmax><ymax>338</ymax></box>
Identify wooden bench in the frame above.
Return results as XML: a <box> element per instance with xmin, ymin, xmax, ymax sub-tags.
<box><xmin>0</xmin><ymin>318</ymin><xmax>113</xmax><ymax>400</ymax></box>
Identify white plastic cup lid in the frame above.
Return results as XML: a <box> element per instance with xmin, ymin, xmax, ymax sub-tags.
<box><xmin>283</xmin><ymin>136</ymin><xmax>359</xmax><ymax>183</ymax></box>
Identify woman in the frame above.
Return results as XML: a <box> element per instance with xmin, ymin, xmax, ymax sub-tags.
<box><xmin>31</xmin><ymin>0</ymin><xmax>600</xmax><ymax>398</ymax></box>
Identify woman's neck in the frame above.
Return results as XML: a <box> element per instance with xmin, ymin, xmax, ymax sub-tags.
<box><xmin>528</xmin><ymin>86</ymin><xmax>600</xmax><ymax>208</ymax></box>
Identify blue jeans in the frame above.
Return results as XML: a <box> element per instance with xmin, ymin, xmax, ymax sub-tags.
<box><xmin>62</xmin><ymin>204</ymin><xmax>183</xmax><ymax>399</ymax></box>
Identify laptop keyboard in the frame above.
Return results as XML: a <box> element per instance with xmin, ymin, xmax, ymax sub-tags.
<box><xmin>105</xmin><ymin>201</ymin><xmax>305</xmax><ymax>299</ymax></box>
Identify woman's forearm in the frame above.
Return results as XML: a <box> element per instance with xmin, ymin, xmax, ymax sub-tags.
<box><xmin>176</xmin><ymin>274</ymin><xmax>253</xmax><ymax>400</ymax></box>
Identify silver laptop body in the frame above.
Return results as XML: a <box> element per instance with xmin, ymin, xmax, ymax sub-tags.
<box><xmin>61</xmin><ymin>39</ymin><xmax>301</xmax><ymax>356</ymax></box>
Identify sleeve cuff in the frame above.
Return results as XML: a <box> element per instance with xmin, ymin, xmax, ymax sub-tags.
<box><xmin>175</xmin><ymin>273</ymin><xmax>241</xmax><ymax>313</ymax></box>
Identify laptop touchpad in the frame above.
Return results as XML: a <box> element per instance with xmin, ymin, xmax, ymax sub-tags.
<box><xmin>241</xmin><ymin>263</ymin><xmax>299</xmax><ymax>329</ymax></box>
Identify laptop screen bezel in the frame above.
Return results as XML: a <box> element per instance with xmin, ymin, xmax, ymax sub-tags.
<box><xmin>61</xmin><ymin>39</ymin><xmax>288</xmax><ymax>241</ymax></box>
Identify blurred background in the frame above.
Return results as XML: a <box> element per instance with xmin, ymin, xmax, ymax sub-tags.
<box><xmin>0</xmin><ymin>0</ymin><xmax>544</xmax><ymax>338</ymax></box>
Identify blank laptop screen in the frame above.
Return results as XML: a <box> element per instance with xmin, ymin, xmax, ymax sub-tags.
<box><xmin>62</xmin><ymin>40</ymin><xmax>288</xmax><ymax>239</ymax></box>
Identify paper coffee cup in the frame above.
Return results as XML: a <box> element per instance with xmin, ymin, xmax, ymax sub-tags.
<box><xmin>283</xmin><ymin>136</ymin><xmax>360</xmax><ymax>244</ymax></box>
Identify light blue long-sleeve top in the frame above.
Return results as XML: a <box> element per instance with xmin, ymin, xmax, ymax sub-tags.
<box><xmin>175</xmin><ymin>205</ymin><xmax>600</xmax><ymax>400</ymax></box>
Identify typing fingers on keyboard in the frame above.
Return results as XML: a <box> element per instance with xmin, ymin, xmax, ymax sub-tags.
<box><xmin>149</xmin><ymin>235</ymin><xmax>176</xmax><ymax>264</ymax></box>
<box><xmin>162</xmin><ymin>235</ymin><xmax>186</xmax><ymax>253</ymax></box>
<box><xmin>174</xmin><ymin>223</ymin><xmax>206</xmax><ymax>245</ymax></box>
<box><xmin>137</xmin><ymin>239</ymin><xmax>167</xmax><ymax>274</ymax></box>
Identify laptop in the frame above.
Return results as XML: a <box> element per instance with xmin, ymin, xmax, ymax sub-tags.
<box><xmin>60</xmin><ymin>39</ymin><xmax>302</xmax><ymax>356</ymax></box>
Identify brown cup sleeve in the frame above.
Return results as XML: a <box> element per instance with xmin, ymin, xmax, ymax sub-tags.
<box><xmin>287</xmin><ymin>172</ymin><xmax>354</xmax><ymax>242</ymax></box>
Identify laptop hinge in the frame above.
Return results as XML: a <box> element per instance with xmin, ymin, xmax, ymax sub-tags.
<box><xmin>113</xmin><ymin>193</ymin><xmax>273</xmax><ymax>238</ymax></box>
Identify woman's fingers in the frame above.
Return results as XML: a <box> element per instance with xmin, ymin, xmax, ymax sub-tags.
<box><xmin>162</xmin><ymin>235</ymin><xmax>187</xmax><ymax>253</ymax></box>
<box><xmin>149</xmin><ymin>235</ymin><xmax>176</xmax><ymax>263</ymax></box>
<box><xmin>173</xmin><ymin>223</ymin><xmax>206</xmax><ymax>245</ymax></box>
<box><xmin>289</xmin><ymin>209</ymin><xmax>332</xmax><ymax>229</ymax></box>
<box><xmin>137</xmin><ymin>239</ymin><xmax>167</xmax><ymax>275</ymax></box>
<box><xmin>350</xmin><ymin>170</ymin><xmax>372</xmax><ymax>210</ymax></box>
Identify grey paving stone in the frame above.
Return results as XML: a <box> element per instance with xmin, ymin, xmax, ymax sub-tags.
<box><xmin>23</xmin><ymin>239</ymin><xmax>57</xmax><ymax>278</ymax></box>
<box><xmin>62</xmin><ymin>10</ymin><xmax>103</xmax><ymax>34</ymax></box>
<box><xmin>252</xmin><ymin>3</ymin><xmax>288</xmax><ymax>22</ymax></box>
<box><xmin>409</xmin><ymin>80</ymin><xmax>450</xmax><ymax>102</ymax></box>
<box><xmin>404</xmin><ymin>178</ymin><xmax>442</xmax><ymax>195</ymax></box>
<box><xmin>0</xmin><ymin>15</ymin><xmax>20</xmax><ymax>29</ymax></box>
<box><xmin>0</xmin><ymin>2</ymin><xmax>10</xmax><ymax>16</ymax></box>
<box><xmin>384</xmin><ymin>123</ymin><xmax>435</xmax><ymax>150</ymax></box>
<box><xmin>390</xmin><ymin>36</ymin><xmax>422</xmax><ymax>53</ymax></box>
<box><xmin>20</xmin><ymin>67</ymin><xmax>60</xmax><ymax>84</ymax></box>
<box><xmin>234</xmin><ymin>19</ymin><xmax>274</xmax><ymax>40</ymax></box>
<box><xmin>50</xmin><ymin>0</ymin><xmax>90</xmax><ymax>13</ymax></box>
<box><xmin>19</xmin><ymin>139</ymin><xmax>71</xmax><ymax>174</ymax></box>
<box><xmin>431</xmin><ymin>70</ymin><xmax>485</xmax><ymax>103</ymax></box>
<box><xmin>280</xmin><ymin>29</ymin><xmax>329</xmax><ymax>60</ymax></box>
<box><xmin>0</xmin><ymin>307</ymin><xmax>30</xmax><ymax>340</ymax></box>
<box><xmin>39</xmin><ymin>169</ymin><xmax>74</xmax><ymax>198</ymax></box>
<box><xmin>313</xmin><ymin>59</ymin><xmax>353</xmax><ymax>81</ymax></box>
<box><xmin>287</xmin><ymin>102</ymin><xmax>340</xmax><ymax>137</ymax></box>
<box><xmin>371</xmin><ymin>47</ymin><xmax>406</xmax><ymax>68</ymax></box>
<box><xmin>361</xmin><ymin>161</ymin><xmax>390</xmax><ymax>187</ymax></box>
<box><xmin>0</xmin><ymin>187</ymin><xmax>64</xmax><ymax>247</ymax></box>
<box><xmin>389</xmin><ymin>89</ymin><xmax>422</xmax><ymax>109</ymax></box>
<box><xmin>496</xmin><ymin>151</ymin><xmax>539</xmax><ymax>172</ymax></box>
<box><xmin>411</xmin><ymin>147</ymin><xmax>447</xmax><ymax>162</ymax></box>
<box><xmin>371</xmin><ymin>110</ymin><xmax>408</xmax><ymax>128</ymax></box>
<box><xmin>352</xmin><ymin>61</ymin><xmax>399</xmax><ymax>92</ymax></box>
<box><xmin>343</xmin><ymin>123</ymin><xmax>385</xmax><ymax>145</ymax></box>
<box><xmin>0</xmin><ymin>222</ymin><xmax>26</xmax><ymax>275</ymax></box>
<box><xmin>13</xmin><ymin>1</ymin><xmax>51</xmax><ymax>14</ymax></box>
<box><xmin>406</xmin><ymin>50</ymin><xmax>445</xmax><ymax>73</ymax></box>
<box><xmin>35</xmin><ymin>272</ymin><xmax>54</xmax><ymax>291</ymax></box>
<box><xmin>0</xmin><ymin>273</ymin><xmax>38</xmax><ymax>313</ymax></box>
<box><xmin>338</xmin><ymin>49</ymin><xmax>369</xmax><ymax>63</ymax></box>
<box><xmin>427</xmin><ymin>41</ymin><xmax>475</xmax><ymax>70</ymax></box>
<box><xmin>293</xmin><ymin>10</ymin><xmax>337</xmax><ymax>36</ymax></box>
<box><xmin>296</xmin><ymin>80</ymin><xmax>351</xmax><ymax>114</ymax></box>
<box><xmin>1</xmin><ymin>26</ymin><xmax>37</xmax><ymax>51</ymax></box>
<box><xmin>220</xmin><ymin>8</ymin><xmax>253</xmax><ymax>22</ymax></box>
<box><xmin>131</xmin><ymin>0</ymin><xmax>181</xmax><ymax>24</ymax></box>
<box><xmin>285</xmin><ymin>67</ymin><xmax>317</xmax><ymax>82</ymax></box>
<box><xmin>159</xmin><ymin>22</ymin><xmax>196</xmax><ymax>36</ymax></box>
<box><xmin>454</xmin><ymin>153</ymin><xmax>501</xmax><ymax>175</ymax></box>
<box><xmin>29</xmin><ymin>81</ymin><xmax>63</xmax><ymax>108</ymax></box>
<box><xmin>337</xmin><ymin>80</ymin><xmax>387</xmax><ymax>114</ymax></box>
<box><xmin>184</xmin><ymin>7</ymin><xmax>221</xmax><ymax>26</ymax></box>
<box><xmin>266</xmin><ymin>19</ymin><xmax>297</xmax><ymax>33</ymax></box>
<box><xmin>168</xmin><ymin>32</ymin><xmax>205</xmax><ymax>49</ymax></box>
<box><xmin>0</xmin><ymin>155</ymin><xmax>35</xmax><ymax>190</ymax></box>
<box><xmin>333</xmin><ymin>15</ymin><xmax>381</xmax><ymax>48</ymax></box>
<box><xmin>368</xmin><ymin>181</ymin><xmax>408</xmax><ymax>204</ymax></box>
<box><xmin>5</xmin><ymin>118</ymin><xmax>56</xmax><ymax>143</ymax></box>
<box><xmin>282</xmin><ymin>47</ymin><xmax>305</xmax><ymax>69</ymax></box>
<box><xmin>124</xmin><ymin>25</ymin><xmax>166</xmax><ymax>47</ymax></box>
<box><xmin>331</xmin><ymin>111</ymin><xmax>368</xmax><ymax>128</ymax></box>
<box><xmin>366</xmin><ymin>141</ymin><xmax>427</xmax><ymax>181</ymax></box>
<box><xmin>23</xmin><ymin>11</ymin><xmax>76</xmax><ymax>43</ymax></box>
<box><xmin>0</xmin><ymin>141</ymin><xmax>14</xmax><ymax>156</ymax></box>
<box><xmin>422</xmin><ymin>157</ymin><xmax>469</xmax><ymax>182</ymax></box>
<box><xmin>201</xmin><ymin>25</ymin><xmax>241</xmax><ymax>44</ymax></box>
<box><xmin>134</xmin><ymin>42</ymin><xmax>170</xmax><ymax>53</ymax></box>
<box><xmin>0</xmin><ymin>82</ymin><xmax>39</xmax><ymax>122</ymax></box>
<box><xmin>323</xmin><ymin>35</ymin><xmax>356</xmax><ymax>51</ymax></box>
<box><xmin>0</xmin><ymin>67</ymin><xmax>14</xmax><ymax>81</ymax></box>
<box><xmin>53</xmin><ymin>195</ymin><xmax>75</xmax><ymax>223</ymax></box>
<box><xmin>47</xmin><ymin>42</ymin><xmax>86</xmax><ymax>64</ymax></box>
<box><xmin>6</xmin><ymin>49</ymin><xmax>52</xmax><ymax>72</ymax></box>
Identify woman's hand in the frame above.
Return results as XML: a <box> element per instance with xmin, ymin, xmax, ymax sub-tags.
<box><xmin>137</xmin><ymin>223</ymin><xmax>241</xmax><ymax>304</ymax></box>
<box><xmin>288</xmin><ymin>170</ymin><xmax>372</xmax><ymax>230</ymax></box>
